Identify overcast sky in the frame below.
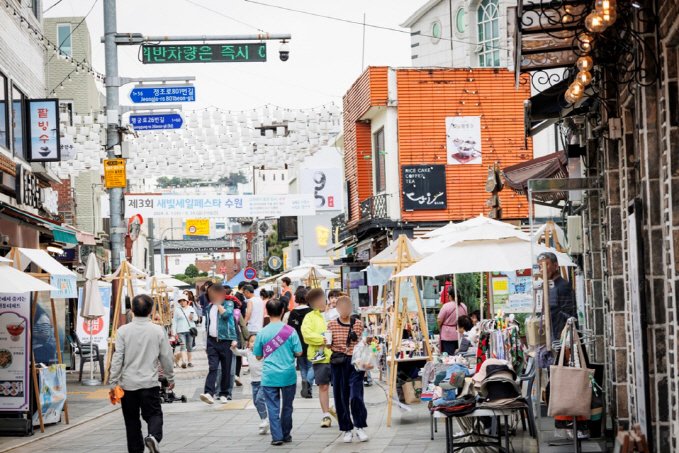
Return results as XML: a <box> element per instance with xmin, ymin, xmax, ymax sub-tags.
<box><xmin>44</xmin><ymin>0</ymin><xmax>427</xmax><ymax>111</ymax></box>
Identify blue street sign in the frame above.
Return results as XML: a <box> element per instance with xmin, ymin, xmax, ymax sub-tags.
<box><xmin>129</xmin><ymin>86</ymin><xmax>195</xmax><ymax>103</ymax></box>
<box><xmin>129</xmin><ymin>113</ymin><xmax>184</xmax><ymax>131</ymax></box>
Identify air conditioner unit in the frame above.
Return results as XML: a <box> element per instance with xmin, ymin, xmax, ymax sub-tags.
<box><xmin>567</xmin><ymin>215</ymin><xmax>583</xmax><ymax>254</ymax></box>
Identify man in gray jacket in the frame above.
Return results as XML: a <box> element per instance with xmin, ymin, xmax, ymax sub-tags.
<box><xmin>110</xmin><ymin>294</ymin><xmax>175</xmax><ymax>453</ymax></box>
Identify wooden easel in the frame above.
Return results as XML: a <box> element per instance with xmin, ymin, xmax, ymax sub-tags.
<box><xmin>371</xmin><ymin>235</ymin><xmax>432</xmax><ymax>427</ymax></box>
<box><xmin>103</xmin><ymin>261</ymin><xmax>138</xmax><ymax>384</ymax></box>
<box><xmin>306</xmin><ymin>267</ymin><xmax>321</xmax><ymax>289</ymax></box>
<box><xmin>9</xmin><ymin>248</ymin><xmax>70</xmax><ymax>431</ymax></box>
<box><xmin>149</xmin><ymin>277</ymin><xmax>171</xmax><ymax>327</ymax></box>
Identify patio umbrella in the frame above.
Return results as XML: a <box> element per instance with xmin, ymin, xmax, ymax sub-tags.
<box><xmin>394</xmin><ymin>237</ymin><xmax>575</xmax><ymax>278</ymax></box>
<box><xmin>79</xmin><ymin>253</ymin><xmax>105</xmax><ymax>386</ymax></box>
<box><xmin>413</xmin><ymin>222</ymin><xmax>529</xmax><ymax>255</ymax></box>
<box><xmin>0</xmin><ymin>262</ymin><xmax>58</xmax><ymax>293</ymax></box>
<box><xmin>280</xmin><ymin>263</ymin><xmax>339</xmax><ymax>281</ymax></box>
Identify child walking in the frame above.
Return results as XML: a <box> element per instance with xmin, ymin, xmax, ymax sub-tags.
<box><xmin>232</xmin><ymin>335</ymin><xmax>269</xmax><ymax>434</ymax></box>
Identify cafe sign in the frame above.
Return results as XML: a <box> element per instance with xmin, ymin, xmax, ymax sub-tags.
<box><xmin>27</xmin><ymin>99</ymin><xmax>61</xmax><ymax>162</ymax></box>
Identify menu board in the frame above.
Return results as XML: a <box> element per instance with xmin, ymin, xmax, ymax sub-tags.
<box><xmin>0</xmin><ymin>293</ymin><xmax>31</xmax><ymax>412</ymax></box>
<box><xmin>401</xmin><ymin>165</ymin><xmax>447</xmax><ymax>211</ymax></box>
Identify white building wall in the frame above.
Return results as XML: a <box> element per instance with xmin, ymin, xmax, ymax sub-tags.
<box><xmin>73</xmin><ymin>170</ymin><xmax>103</xmax><ymax>234</ymax></box>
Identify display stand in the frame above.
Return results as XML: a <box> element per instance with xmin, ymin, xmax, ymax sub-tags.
<box><xmin>149</xmin><ymin>277</ymin><xmax>172</xmax><ymax>327</ymax></box>
<box><xmin>103</xmin><ymin>261</ymin><xmax>140</xmax><ymax>384</ymax></box>
<box><xmin>371</xmin><ymin>235</ymin><xmax>432</xmax><ymax>427</ymax></box>
<box><xmin>306</xmin><ymin>267</ymin><xmax>320</xmax><ymax>289</ymax></box>
<box><xmin>9</xmin><ymin>248</ymin><xmax>70</xmax><ymax>431</ymax></box>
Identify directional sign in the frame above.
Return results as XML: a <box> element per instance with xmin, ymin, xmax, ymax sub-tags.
<box><xmin>129</xmin><ymin>113</ymin><xmax>183</xmax><ymax>131</ymax></box>
<box><xmin>130</xmin><ymin>86</ymin><xmax>195</xmax><ymax>104</ymax></box>
<box><xmin>243</xmin><ymin>267</ymin><xmax>257</xmax><ymax>280</ymax></box>
<box><xmin>141</xmin><ymin>43</ymin><xmax>267</xmax><ymax>64</ymax></box>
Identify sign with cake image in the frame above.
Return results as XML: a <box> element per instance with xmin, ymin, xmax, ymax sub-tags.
<box><xmin>445</xmin><ymin>116</ymin><xmax>482</xmax><ymax>165</ymax></box>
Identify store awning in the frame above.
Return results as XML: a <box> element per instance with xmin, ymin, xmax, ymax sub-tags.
<box><xmin>503</xmin><ymin>151</ymin><xmax>568</xmax><ymax>203</ymax></box>
<box><xmin>8</xmin><ymin>247</ymin><xmax>76</xmax><ymax>276</ymax></box>
<box><xmin>75</xmin><ymin>231</ymin><xmax>97</xmax><ymax>245</ymax></box>
<box><xmin>52</xmin><ymin>227</ymin><xmax>78</xmax><ymax>245</ymax></box>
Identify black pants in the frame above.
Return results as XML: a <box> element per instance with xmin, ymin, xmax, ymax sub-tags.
<box><xmin>441</xmin><ymin>340</ymin><xmax>458</xmax><ymax>355</ymax></box>
<box><xmin>235</xmin><ymin>355</ymin><xmax>242</xmax><ymax>377</ymax></box>
<box><xmin>121</xmin><ymin>387</ymin><xmax>163</xmax><ymax>453</ymax></box>
<box><xmin>204</xmin><ymin>337</ymin><xmax>233</xmax><ymax>397</ymax></box>
<box><xmin>331</xmin><ymin>359</ymin><xmax>368</xmax><ymax>432</ymax></box>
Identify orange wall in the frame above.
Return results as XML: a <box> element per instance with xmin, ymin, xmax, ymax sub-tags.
<box><xmin>396</xmin><ymin>69</ymin><xmax>532</xmax><ymax>221</ymax></box>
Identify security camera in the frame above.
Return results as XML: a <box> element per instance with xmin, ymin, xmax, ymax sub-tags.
<box><xmin>279</xmin><ymin>41</ymin><xmax>290</xmax><ymax>62</ymax></box>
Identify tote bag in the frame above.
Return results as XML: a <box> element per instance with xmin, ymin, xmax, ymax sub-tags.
<box><xmin>548</xmin><ymin>327</ymin><xmax>594</xmax><ymax>417</ymax></box>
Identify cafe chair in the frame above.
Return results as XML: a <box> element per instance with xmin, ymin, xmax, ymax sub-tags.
<box><xmin>71</xmin><ymin>331</ymin><xmax>105</xmax><ymax>382</ymax></box>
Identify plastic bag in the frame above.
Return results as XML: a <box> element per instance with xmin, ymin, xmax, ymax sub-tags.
<box><xmin>352</xmin><ymin>340</ymin><xmax>380</xmax><ymax>371</ymax></box>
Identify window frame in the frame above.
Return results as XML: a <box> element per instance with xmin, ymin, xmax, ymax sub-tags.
<box><xmin>56</xmin><ymin>23</ymin><xmax>73</xmax><ymax>57</ymax></box>
<box><xmin>455</xmin><ymin>7</ymin><xmax>467</xmax><ymax>35</ymax></box>
<box><xmin>477</xmin><ymin>0</ymin><xmax>501</xmax><ymax>67</ymax></box>
<box><xmin>0</xmin><ymin>71</ymin><xmax>8</xmax><ymax>150</ymax></box>
<box><xmin>373</xmin><ymin>127</ymin><xmax>386</xmax><ymax>194</ymax></box>
<box><xmin>59</xmin><ymin>100</ymin><xmax>74</xmax><ymax>127</ymax></box>
<box><xmin>11</xmin><ymin>85</ymin><xmax>26</xmax><ymax>160</ymax></box>
<box><xmin>431</xmin><ymin>20</ymin><xmax>443</xmax><ymax>44</ymax></box>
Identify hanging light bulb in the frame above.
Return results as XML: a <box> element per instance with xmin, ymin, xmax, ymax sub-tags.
<box><xmin>577</xmin><ymin>70</ymin><xmax>593</xmax><ymax>86</ymax></box>
<box><xmin>601</xmin><ymin>7</ymin><xmax>617</xmax><ymax>26</ymax></box>
<box><xmin>576</xmin><ymin>56</ymin><xmax>594</xmax><ymax>71</ymax></box>
<box><xmin>564</xmin><ymin>87</ymin><xmax>579</xmax><ymax>104</ymax></box>
<box><xmin>585</xmin><ymin>11</ymin><xmax>607</xmax><ymax>33</ymax></box>
<box><xmin>577</xmin><ymin>33</ymin><xmax>594</xmax><ymax>52</ymax></box>
<box><xmin>570</xmin><ymin>80</ymin><xmax>585</xmax><ymax>96</ymax></box>
<box><xmin>595</xmin><ymin>0</ymin><xmax>616</xmax><ymax>13</ymax></box>
<box><xmin>562</xmin><ymin>13</ymin><xmax>574</xmax><ymax>24</ymax></box>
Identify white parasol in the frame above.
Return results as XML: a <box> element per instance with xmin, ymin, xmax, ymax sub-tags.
<box><xmin>279</xmin><ymin>263</ymin><xmax>339</xmax><ymax>281</ymax></box>
<box><xmin>80</xmin><ymin>253</ymin><xmax>105</xmax><ymax>386</ymax></box>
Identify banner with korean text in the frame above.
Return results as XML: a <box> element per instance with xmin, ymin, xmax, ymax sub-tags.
<box><xmin>0</xmin><ymin>293</ymin><xmax>30</xmax><ymax>412</ymax></box>
<box><xmin>118</xmin><ymin>193</ymin><xmax>316</xmax><ymax>219</ymax></box>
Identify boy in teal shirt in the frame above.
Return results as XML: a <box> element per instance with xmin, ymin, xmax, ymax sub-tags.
<box><xmin>254</xmin><ymin>298</ymin><xmax>303</xmax><ymax>446</ymax></box>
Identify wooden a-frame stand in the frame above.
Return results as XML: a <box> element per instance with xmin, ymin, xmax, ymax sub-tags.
<box><xmin>371</xmin><ymin>235</ymin><xmax>432</xmax><ymax>427</ymax></box>
<box><xmin>103</xmin><ymin>261</ymin><xmax>138</xmax><ymax>384</ymax></box>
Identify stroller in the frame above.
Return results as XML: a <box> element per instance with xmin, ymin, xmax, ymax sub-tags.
<box><xmin>159</xmin><ymin>333</ymin><xmax>187</xmax><ymax>404</ymax></box>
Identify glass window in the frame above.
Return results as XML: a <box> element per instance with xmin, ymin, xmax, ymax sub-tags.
<box><xmin>373</xmin><ymin>128</ymin><xmax>386</xmax><ymax>193</ymax></box>
<box><xmin>59</xmin><ymin>100</ymin><xmax>74</xmax><ymax>126</ymax></box>
<box><xmin>456</xmin><ymin>8</ymin><xmax>467</xmax><ymax>34</ymax></box>
<box><xmin>477</xmin><ymin>0</ymin><xmax>500</xmax><ymax>67</ymax></box>
<box><xmin>431</xmin><ymin>21</ymin><xmax>442</xmax><ymax>43</ymax></box>
<box><xmin>57</xmin><ymin>23</ymin><xmax>72</xmax><ymax>57</ymax></box>
<box><xmin>0</xmin><ymin>73</ymin><xmax>7</xmax><ymax>150</ymax></box>
<box><xmin>12</xmin><ymin>86</ymin><xmax>25</xmax><ymax>159</ymax></box>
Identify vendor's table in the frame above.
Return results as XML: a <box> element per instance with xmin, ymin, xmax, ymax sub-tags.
<box><xmin>434</xmin><ymin>408</ymin><xmax>516</xmax><ymax>453</ymax></box>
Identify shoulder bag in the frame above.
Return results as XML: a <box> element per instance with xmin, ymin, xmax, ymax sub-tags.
<box><xmin>180</xmin><ymin>307</ymin><xmax>198</xmax><ymax>337</ymax></box>
<box><xmin>330</xmin><ymin>317</ymin><xmax>357</xmax><ymax>365</ymax></box>
<box><xmin>548</xmin><ymin>327</ymin><xmax>594</xmax><ymax>417</ymax></box>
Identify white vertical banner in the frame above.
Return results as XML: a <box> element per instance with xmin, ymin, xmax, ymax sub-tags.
<box><xmin>299</xmin><ymin>168</ymin><xmax>343</xmax><ymax>211</ymax></box>
<box><xmin>0</xmin><ymin>293</ymin><xmax>31</xmax><ymax>412</ymax></box>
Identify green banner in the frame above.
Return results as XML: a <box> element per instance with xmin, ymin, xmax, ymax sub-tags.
<box><xmin>141</xmin><ymin>43</ymin><xmax>267</xmax><ymax>64</ymax></box>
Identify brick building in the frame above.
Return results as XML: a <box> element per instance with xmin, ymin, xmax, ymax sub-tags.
<box><xmin>515</xmin><ymin>0</ymin><xmax>679</xmax><ymax>449</ymax></box>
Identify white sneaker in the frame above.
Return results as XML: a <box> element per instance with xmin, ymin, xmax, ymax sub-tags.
<box><xmin>219</xmin><ymin>396</ymin><xmax>229</xmax><ymax>404</ymax></box>
<box><xmin>199</xmin><ymin>393</ymin><xmax>214</xmax><ymax>404</ymax></box>
<box><xmin>355</xmin><ymin>428</ymin><xmax>369</xmax><ymax>442</ymax></box>
<box><xmin>342</xmin><ymin>431</ymin><xmax>353</xmax><ymax>443</ymax></box>
<box><xmin>144</xmin><ymin>435</ymin><xmax>160</xmax><ymax>453</ymax></box>
<box><xmin>258</xmin><ymin>420</ymin><xmax>269</xmax><ymax>435</ymax></box>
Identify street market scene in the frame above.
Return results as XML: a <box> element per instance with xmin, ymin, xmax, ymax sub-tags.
<box><xmin>0</xmin><ymin>0</ymin><xmax>674</xmax><ymax>452</ymax></box>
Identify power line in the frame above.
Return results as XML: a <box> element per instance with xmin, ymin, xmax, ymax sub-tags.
<box><xmin>43</xmin><ymin>0</ymin><xmax>65</xmax><ymax>14</ymax></box>
<box><xmin>183</xmin><ymin>0</ymin><xmax>267</xmax><ymax>33</ymax></box>
<box><xmin>48</xmin><ymin>0</ymin><xmax>99</xmax><ymax>63</ymax></box>
<box><xmin>243</xmin><ymin>0</ymin><xmax>513</xmax><ymax>52</ymax></box>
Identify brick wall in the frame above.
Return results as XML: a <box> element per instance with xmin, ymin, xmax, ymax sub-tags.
<box><xmin>50</xmin><ymin>178</ymin><xmax>76</xmax><ymax>225</ymax></box>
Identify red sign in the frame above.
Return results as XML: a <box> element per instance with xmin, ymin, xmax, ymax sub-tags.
<box><xmin>83</xmin><ymin>317</ymin><xmax>104</xmax><ymax>335</ymax></box>
<box><xmin>243</xmin><ymin>267</ymin><xmax>257</xmax><ymax>280</ymax></box>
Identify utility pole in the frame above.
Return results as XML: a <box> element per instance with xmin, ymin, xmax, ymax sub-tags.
<box><xmin>104</xmin><ymin>0</ymin><xmax>124</xmax><ymax>270</ymax></box>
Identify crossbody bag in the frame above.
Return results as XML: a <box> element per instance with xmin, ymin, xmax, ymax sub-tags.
<box><xmin>180</xmin><ymin>307</ymin><xmax>198</xmax><ymax>337</ymax></box>
<box><xmin>330</xmin><ymin>317</ymin><xmax>357</xmax><ymax>365</ymax></box>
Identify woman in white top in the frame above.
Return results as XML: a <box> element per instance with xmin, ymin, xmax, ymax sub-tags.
<box><xmin>173</xmin><ymin>298</ymin><xmax>197</xmax><ymax>368</ymax></box>
<box><xmin>244</xmin><ymin>285</ymin><xmax>265</xmax><ymax>334</ymax></box>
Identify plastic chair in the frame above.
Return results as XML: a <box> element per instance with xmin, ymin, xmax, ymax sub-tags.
<box><xmin>72</xmin><ymin>331</ymin><xmax>104</xmax><ymax>382</ymax></box>
<box><xmin>518</xmin><ymin>356</ymin><xmax>537</xmax><ymax>438</ymax></box>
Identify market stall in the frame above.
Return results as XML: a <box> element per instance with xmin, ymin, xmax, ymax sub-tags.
<box><xmin>278</xmin><ymin>263</ymin><xmax>339</xmax><ymax>289</ymax></box>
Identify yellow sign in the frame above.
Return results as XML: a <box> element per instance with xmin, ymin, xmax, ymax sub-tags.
<box><xmin>103</xmin><ymin>158</ymin><xmax>126</xmax><ymax>188</ymax></box>
<box><xmin>185</xmin><ymin>219</ymin><xmax>209</xmax><ymax>236</ymax></box>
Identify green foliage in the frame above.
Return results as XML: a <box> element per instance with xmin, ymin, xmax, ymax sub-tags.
<box><xmin>156</xmin><ymin>176</ymin><xmax>200</xmax><ymax>188</ymax></box>
<box><xmin>455</xmin><ymin>273</ymin><xmax>488</xmax><ymax>314</ymax></box>
<box><xmin>199</xmin><ymin>271</ymin><xmax>208</xmax><ymax>277</ymax></box>
<box><xmin>184</xmin><ymin>264</ymin><xmax>199</xmax><ymax>278</ymax></box>
<box><xmin>216</xmin><ymin>172</ymin><xmax>248</xmax><ymax>187</ymax></box>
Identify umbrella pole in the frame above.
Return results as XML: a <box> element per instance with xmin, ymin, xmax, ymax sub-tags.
<box><xmin>82</xmin><ymin>318</ymin><xmax>101</xmax><ymax>386</ymax></box>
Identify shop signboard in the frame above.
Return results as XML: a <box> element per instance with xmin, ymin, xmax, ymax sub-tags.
<box><xmin>141</xmin><ymin>43</ymin><xmax>266</xmax><ymax>64</ymax></box>
<box><xmin>50</xmin><ymin>275</ymin><xmax>77</xmax><ymax>299</ymax></box>
<box><xmin>489</xmin><ymin>269</ymin><xmax>533</xmax><ymax>313</ymax></box>
<box><xmin>299</xmin><ymin>168</ymin><xmax>343</xmax><ymax>211</ymax></box>
<box><xmin>185</xmin><ymin>219</ymin><xmax>210</xmax><ymax>236</ymax></box>
<box><xmin>27</xmin><ymin>99</ymin><xmax>60</xmax><ymax>162</ymax></box>
<box><xmin>32</xmin><ymin>364</ymin><xmax>67</xmax><ymax>426</ymax></box>
<box><xmin>76</xmin><ymin>285</ymin><xmax>112</xmax><ymax>351</ymax></box>
<box><xmin>121</xmin><ymin>193</ymin><xmax>315</xmax><ymax>219</ymax></box>
<box><xmin>104</xmin><ymin>158</ymin><xmax>127</xmax><ymax>189</ymax></box>
<box><xmin>446</xmin><ymin>116</ymin><xmax>482</xmax><ymax>165</ymax></box>
<box><xmin>0</xmin><ymin>293</ymin><xmax>31</xmax><ymax>412</ymax></box>
<box><xmin>401</xmin><ymin>165</ymin><xmax>447</xmax><ymax>211</ymax></box>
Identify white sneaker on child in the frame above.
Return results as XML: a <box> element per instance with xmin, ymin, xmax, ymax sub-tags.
<box><xmin>342</xmin><ymin>431</ymin><xmax>353</xmax><ymax>443</ymax></box>
<box><xmin>259</xmin><ymin>419</ymin><xmax>269</xmax><ymax>435</ymax></box>
<box><xmin>356</xmin><ymin>428</ymin><xmax>369</xmax><ymax>442</ymax></box>
<box><xmin>199</xmin><ymin>394</ymin><xmax>214</xmax><ymax>404</ymax></box>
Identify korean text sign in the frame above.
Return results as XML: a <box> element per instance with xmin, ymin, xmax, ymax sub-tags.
<box><xmin>27</xmin><ymin>100</ymin><xmax>60</xmax><ymax>162</ymax></box>
<box><xmin>141</xmin><ymin>43</ymin><xmax>267</xmax><ymax>64</ymax></box>
<box><xmin>0</xmin><ymin>293</ymin><xmax>31</xmax><ymax>412</ymax></box>
<box><xmin>299</xmin><ymin>168</ymin><xmax>343</xmax><ymax>212</ymax></box>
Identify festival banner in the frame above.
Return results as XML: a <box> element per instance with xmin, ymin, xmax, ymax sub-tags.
<box><xmin>76</xmin><ymin>285</ymin><xmax>112</xmax><ymax>351</ymax></box>
<box><xmin>32</xmin><ymin>364</ymin><xmax>67</xmax><ymax>426</ymax></box>
<box><xmin>0</xmin><ymin>293</ymin><xmax>30</xmax><ymax>412</ymax></box>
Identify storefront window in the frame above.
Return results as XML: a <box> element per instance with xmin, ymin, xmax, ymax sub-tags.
<box><xmin>373</xmin><ymin>128</ymin><xmax>386</xmax><ymax>193</ymax></box>
<box><xmin>12</xmin><ymin>86</ymin><xmax>25</xmax><ymax>159</ymax></box>
<box><xmin>0</xmin><ymin>73</ymin><xmax>7</xmax><ymax>150</ymax></box>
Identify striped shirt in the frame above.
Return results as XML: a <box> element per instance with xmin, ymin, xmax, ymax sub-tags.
<box><xmin>327</xmin><ymin>317</ymin><xmax>363</xmax><ymax>356</ymax></box>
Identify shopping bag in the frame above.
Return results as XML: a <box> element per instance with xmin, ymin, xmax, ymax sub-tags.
<box><xmin>352</xmin><ymin>340</ymin><xmax>379</xmax><ymax>371</ymax></box>
<box><xmin>402</xmin><ymin>381</ymin><xmax>420</xmax><ymax>404</ymax></box>
<box><xmin>548</xmin><ymin>328</ymin><xmax>594</xmax><ymax>417</ymax></box>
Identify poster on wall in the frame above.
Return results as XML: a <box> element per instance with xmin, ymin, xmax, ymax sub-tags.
<box><xmin>76</xmin><ymin>285</ymin><xmax>112</xmax><ymax>351</ymax></box>
<box><xmin>299</xmin><ymin>168</ymin><xmax>343</xmax><ymax>211</ymax></box>
<box><xmin>50</xmin><ymin>275</ymin><xmax>77</xmax><ymax>299</ymax></box>
<box><xmin>446</xmin><ymin>116</ymin><xmax>482</xmax><ymax>165</ymax></box>
<box><xmin>34</xmin><ymin>292</ymin><xmax>60</xmax><ymax>366</ymax></box>
<box><xmin>0</xmin><ymin>293</ymin><xmax>31</xmax><ymax>412</ymax></box>
<box><xmin>32</xmin><ymin>364</ymin><xmax>67</xmax><ymax>426</ymax></box>
<box><xmin>401</xmin><ymin>165</ymin><xmax>447</xmax><ymax>211</ymax></box>
<box><xmin>27</xmin><ymin>99</ymin><xmax>61</xmax><ymax>162</ymax></box>
<box><xmin>490</xmin><ymin>269</ymin><xmax>533</xmax><ymax>313</ymax></box>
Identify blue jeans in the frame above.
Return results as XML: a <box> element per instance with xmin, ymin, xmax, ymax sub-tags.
<box><xmin>297</xmin><ymin>356</ymin><xmax>314</xmax><ymax>384</ymax></box>
<box><xmin>251</xmin><ymin>381</ymin><xmax>268</xmax><ymax>420</ymax></box>
<box><xmin>262</xmin><ymin>384</ymin><xmax>296</xmax><ymax>442</ymax></box>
